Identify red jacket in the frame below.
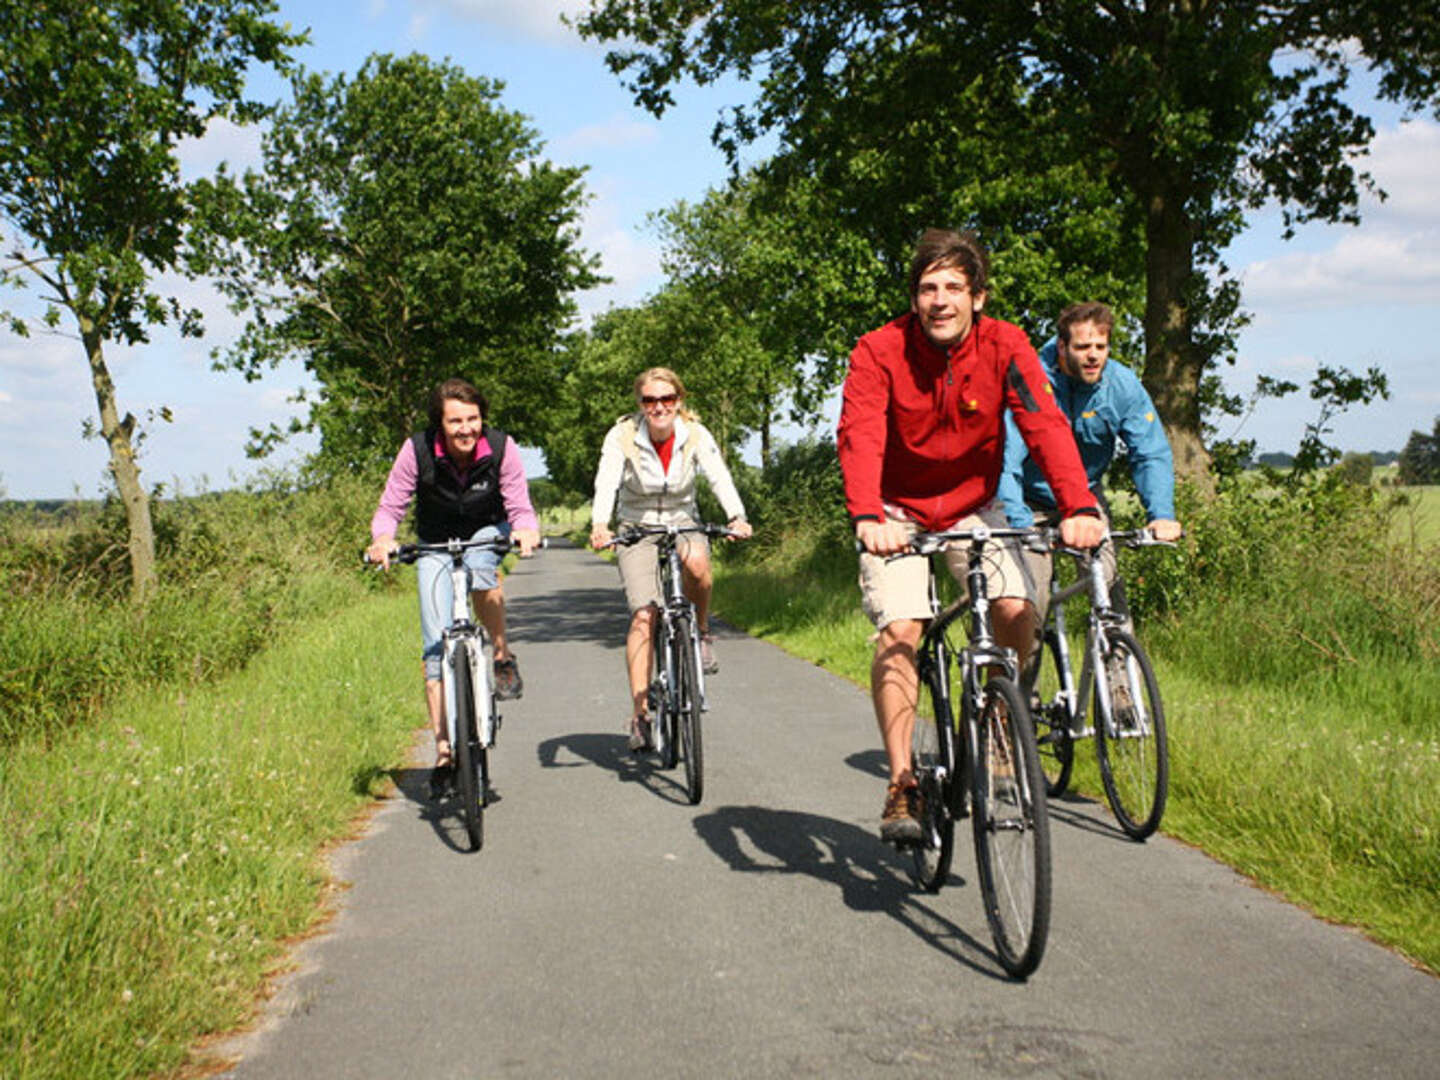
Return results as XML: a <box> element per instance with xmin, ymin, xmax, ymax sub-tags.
<box><xmin>838</xmin><ymin>313</ymin><xmax>1096</xmax><ymax>531</ymax></box>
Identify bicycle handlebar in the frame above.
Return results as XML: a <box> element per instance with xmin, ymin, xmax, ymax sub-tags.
<box><xmin>361</xmin><ymin>535</ymin><xmax>545</xmax><ymax>566</ymax></box>
<box><xmin>603</xmin><ymin>522</ymin><xmax>741</xmax><ymax>549</ymax></box>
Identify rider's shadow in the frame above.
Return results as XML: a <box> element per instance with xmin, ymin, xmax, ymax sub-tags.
<box><xmin>692</xmin><ymin>804</ymin><xmax>1009</xmax><ymax>979</ymax></box>
<box><xmin>387</xmin><ymin>765</ymin><xmax>501</xmax><ymax>854</ymax></box>
<box><xmin>535</xmin><ymin>732</ymin><xmax>692</xmax><ymax>805</ymax></box>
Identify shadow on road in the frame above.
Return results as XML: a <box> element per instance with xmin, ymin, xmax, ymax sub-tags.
<box><xmin>505</xmin><ymin>587</ymin><xmax>630</xmax><ymax>648</ymax></box>
<box><xmin>386</xmin><ymin>765</ymin><xmax>501</xmax><ymax>855</ymax></box>
<box><xmin>693</xmin><ymin>804</ymin><xmax>1013</xmax><ymax>981</ymax></box>
<box><xmin>535</xmin><ymin>731</ymin><xmax>694</xmax><ymax>805</ymax></box>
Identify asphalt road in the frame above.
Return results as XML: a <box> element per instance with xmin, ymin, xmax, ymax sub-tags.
<box><xmin>217</xmin><ymin>538</ymin><xmax>1439</xmax><ymax>1079</ymax></box>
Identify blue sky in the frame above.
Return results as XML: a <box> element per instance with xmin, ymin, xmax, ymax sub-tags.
<box><xmin>2</xmin><ymin>0</ymin><xmax>1437</xmax><ymax>499</ymax></box>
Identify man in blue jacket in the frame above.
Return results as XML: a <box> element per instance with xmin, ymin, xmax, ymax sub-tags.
<box><xmin>997</xmin><ymin>302</ymin><xmax>1182</xmax><ymax>658</ymax></box>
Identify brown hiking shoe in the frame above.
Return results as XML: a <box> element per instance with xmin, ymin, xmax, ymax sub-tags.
<box><xmin>879</xmin><ymin>781</ymin><xmax>922</xmax><ymax>844</ymax></box>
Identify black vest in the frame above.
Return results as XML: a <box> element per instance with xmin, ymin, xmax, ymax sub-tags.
<box><xmin>411</xmin><ymin>425</ymin><xmax>509</xmax><ymax>542</ymax></box>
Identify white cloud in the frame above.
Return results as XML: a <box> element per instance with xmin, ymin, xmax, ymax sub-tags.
<box><xmin>421</xmin><ymin>0</ymin><xmax>592</xmax><ymax>44</ymax></box>
<box><xmin>550</xmin><ymin>113</ymin><xmax>659</xmax><ymax>157</ymax></box>
<box><xmin>1237</xmin><ymin>120</ymin><xmax>1440</xmax><ymax>314</ymax></box>
<box><xmin>176</xmin><ymin>116</ymin><xmax>266</xmax><ymax>181</ymax></box>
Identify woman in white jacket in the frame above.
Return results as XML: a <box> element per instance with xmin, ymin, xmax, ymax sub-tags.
<box><xmin>589</xmin><ymin>367</ymin><xmax>752</xmax><ymax>750</ymax></box>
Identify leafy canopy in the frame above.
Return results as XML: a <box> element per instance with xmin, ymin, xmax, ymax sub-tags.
<box><xmin>193</xmin><ymin>53</ymin><xmax>603</xmax><ymax>476</ymax></box>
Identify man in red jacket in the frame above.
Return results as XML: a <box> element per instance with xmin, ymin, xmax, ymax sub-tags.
<box><xmin>838</xmin><ymin>228</ymin><xmax>1105</xmax><ymax>842</ymax></box>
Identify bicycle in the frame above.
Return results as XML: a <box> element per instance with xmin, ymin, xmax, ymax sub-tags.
<box><xmin>368</xmin><ymin>534</ymin><xmax>523</xmax><ymax>851</ymax></box>
<box><xmin>609</xmin><ymin>522</ymin><xmax>735</xmax><ymax>805</ymax></box>
<box><xmin>898</xmin><ymin>525</ymin><xmax>1053</xmax><ymax>979</ymax></box>
<box><xmin>1029</xmin><ymin>529</ymin><xmax>1175</xmax><ymax>840</ymax></box>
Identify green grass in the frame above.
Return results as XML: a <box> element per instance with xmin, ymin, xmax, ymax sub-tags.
<box><xmin>0</xmin><ymin>589</ymin><xmax>424</xmax><ymax>1080</ymax></box>
<box><xmin>711</xmin><ymin>533</ymin><xmax>1440</xmax><ymax>974</ymax></box>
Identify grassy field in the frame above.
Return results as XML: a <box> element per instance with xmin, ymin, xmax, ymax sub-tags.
<box><xmin>0</xmin><ymin>589</ymin><xmax>424</xmax><ymax>1079</ymax></box>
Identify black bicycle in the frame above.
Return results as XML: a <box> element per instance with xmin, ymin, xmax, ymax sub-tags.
<box><xmin>610</xmin><ymin>523</ymin><xmax>734</xmax><ymax>805</ymax></box>
<box><xmin>1030</xmin><ymin>529</ymin><xmax>1175</xmax><ymax>840</ymax></box>
<box><xmin>899</xmin><ymin>525</ymin><xmax>1053</xmax><ymax>979</ymax></box>
<box><xmin>370</xmin><ymin>535</ymin><xmax>521</xmax><ymax>851</ymax></box>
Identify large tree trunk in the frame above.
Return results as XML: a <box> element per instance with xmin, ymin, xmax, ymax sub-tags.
<box><xmin>1141</xmin><ymin>186</ymin><xmax>1215</xmax><ymax>498</ymax></box>
<box><xmin>83</xmin><ymin>322</ymin><xmax>156</xmax><ymax>603</ymax></box>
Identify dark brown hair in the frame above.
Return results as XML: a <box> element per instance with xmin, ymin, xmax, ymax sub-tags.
<box><xmin>1056</xmin><ymin>302</ymin><xmax>1115</xmax><ymax>344</ymax></box>
<box><xmin>428</xmin><ymin>378</ymin><xmax>489</xmax><ymax>430</ymax></box>
<box><xmin>908</xmin><ymin>228</ymin><xmax>989</xmax><ymax>301</ymax></box>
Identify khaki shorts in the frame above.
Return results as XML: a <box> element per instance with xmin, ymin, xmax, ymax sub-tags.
<box><xmin>616</xmin><ymin>520</ymin><xmax>709</xmax><ymax>614</ymax></box>
<box><xmin>858</xmin><ymin>504</ymin><xmax>1037</xmax><ymax>630</ymax></box>
<box><xmin>1023</xmin><ymin>506</ymin><xmax>1115</xmax><ymax>620</ymax></box>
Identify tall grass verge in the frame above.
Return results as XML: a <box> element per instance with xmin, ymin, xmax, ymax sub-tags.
<box><xmin>0</xmin><ymin>474</ymin><xmax>384</xmax><ymax>746</ymax></box>
<box><xmin>0</xmin><ymin>589</ymin><xmax>424</xmax><ymax>1079</ymax></box>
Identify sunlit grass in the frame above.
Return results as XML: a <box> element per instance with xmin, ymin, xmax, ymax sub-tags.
<box><xmin>0</xmin><ymin>591</ymin><xmax>422</xmax><ymax>1079</ymax></box>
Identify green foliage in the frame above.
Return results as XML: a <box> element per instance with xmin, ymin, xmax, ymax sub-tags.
<box><xmin>1336</xmin><ymin>452</ymin><xmax>1375</xmax><ymax>486</ymax></box>
<box><xmin>0</xmin><ymin>475</ymin><xmax>384</xmax><ymax>746</ymax></box>
<box><xmin>578</xmin><ymin>0</ymin><xmax>1440</xmax><ymax>473</ymax></box>
<box><xmin>192</xmin><ymin>52</ymin><xmax>602</xmax><ymax>476</ymax></box>
<box><xmin>0</xmin><ymin>0</ymin><xmax>306</xmax><ymax>599</ymax></box>
<box><xmin>1397</xmin><ymin>417</ymin><xmax>1440</xmax><ymax>484</ymax></box>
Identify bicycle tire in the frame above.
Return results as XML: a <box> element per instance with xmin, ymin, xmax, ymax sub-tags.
<box><xmin>451</xmin><ymin>641</ymin><xmax>484</xmax><ymax>852</ymax></box>
<box><xmin>1093</xmin><ymin>629</ymin><xmax>1168</xmax><ymax>840</ymax></box>
<box><xmin>910</xmin><ymin>649</ymin><xmax>957</xmax><ymax>892</ymax></box>
<box><xmin>1032</xmin><ymin>627</ymin><xmax>1075</xmax><ymax>797</ymax></box>
<box><xmin>675</xmin><ymin>617</ymin><xmax>704</xmax><ymax>805</ymax></box>
<box><xmin>970</xmin><ymin>675</ymin><xmax>1052</xmax><ymax>979</ymax></box>
<box><xmin>654</xmin><ymin>624</ymin><xmax>678</xmax><ymax>769</ymax></box>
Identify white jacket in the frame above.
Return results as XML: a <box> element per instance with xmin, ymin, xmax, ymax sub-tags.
<box><xmin>591</xmin><ymin>414</ymin><xmax>746</xmax><ymax>527</ymax></box>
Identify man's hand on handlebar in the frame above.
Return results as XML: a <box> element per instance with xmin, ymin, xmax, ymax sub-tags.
<box><xmin>1147</xmin><ymin>518</ymin><xmax>1183</xmax><ymax>543</ymax></box>
<box><xmin>856</xmin><ymin>518</ymin><xmax>910</xmax><ymax>557</ymax></box>
<box><xmin>1059</xmin><ymin>513</ymin><xmax>1106</xmax><ymax>550</ymax></box>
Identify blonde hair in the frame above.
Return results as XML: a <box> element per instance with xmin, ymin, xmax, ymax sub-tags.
<box><xmin>633</xmin><ymin>366</ymin><xmax>699</xmax><ymax>421</ymax></box>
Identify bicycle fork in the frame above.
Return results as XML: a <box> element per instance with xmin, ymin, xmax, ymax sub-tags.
<box><xmin>443</xmin><ymin>633</ymin><xmax>497</xmax><ymax>750</ymax></box>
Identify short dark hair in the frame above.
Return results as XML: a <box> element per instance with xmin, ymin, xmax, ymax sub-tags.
<box><xmin>908</xmin><ymin>228</ymin><xmax>989</xmax><ymax>301</ymax></box>
<box><xmin>428</xmin><ymin>378</ymin><xmax>488</xmax><ymax>430</ymax></box>
<box><xmin>1056</xmin><ymin>302</ymin><xmax>1115</xmax><ymax>344</ymax></box>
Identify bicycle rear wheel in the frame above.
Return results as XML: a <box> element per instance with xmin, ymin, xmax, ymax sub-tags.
<box><xmin>1031</xmin><ymin>627</ymin><xmax>1075</xmax><ymax>797</ymax></box>
<box><xmin>910</xmin><ymin>649</ymin><xmax>957</xmax><ymax>892</ymax></box>
<box><xmin>451</xmin><ymin>641</ymin><xmax>485</xmax><ymax>852</ymax></box>
<box><xmin>1093</xmin><ymin>630</ymin><xmax>1168</xmax><ymax>840</ymax></box>
<box><xmin>675</xmin><ymin>617</ymin><xmax>704</xmax><ymax>805</ymax></box>
<box><xmin>971</xmin><ymin>675</ymin><xmax>1051</xmax><ymax>979</ymax></box>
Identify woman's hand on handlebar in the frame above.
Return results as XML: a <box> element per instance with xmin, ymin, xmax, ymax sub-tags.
<box><xmin>364</xmin><ymin>534</ymin><xmax>396</xmax><ymax>570</ymax></box>
<box><xmin>513</xmin><ymin>527</ymin><xmax>541</xmax><ymax>557</ymax></box>
<box><xmin>726</xmin><ymin>517</ymin><xmax>752</xmax><ymax>540</ymax></box>
<box><xmin>590</xmin><ymin>523</ymin><xmax>613</xmax><ymax>550</ymax></box>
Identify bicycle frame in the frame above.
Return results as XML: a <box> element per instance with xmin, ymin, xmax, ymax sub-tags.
<box><xmin>1044</xmin><ymin>533</ymin><xmax>1157</xmax><ymax>740</ymax></box>
<box><xmin>435</xmin><ymin>541</ymin><xmax>496</xmax><ymax>753</ymax></box>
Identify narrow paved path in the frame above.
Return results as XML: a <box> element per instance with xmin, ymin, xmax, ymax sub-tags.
<box><xmin>220</xmin><ymin>539</ymin><xmax>1438</xmax><ymax>1079</ymax></box>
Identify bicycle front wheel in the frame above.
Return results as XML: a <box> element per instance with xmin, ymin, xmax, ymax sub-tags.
<box><xmin>451</xmin><ymin>641</ymin><xmax>485</xmax><ymax>852</ymax></box>
<box><xmin>910</xmin><ymin>652</ymin><xmax>957</xmax><ymax>892</ymax></box>
<box><xmin>654</xmin><ymin>625</ymin><xmax>678</xmax><ymax>770</ymax></box>
<box><xmin>1031</xmin><ymin>627</ymin><xmax>1075</xmax><ymax>797</ymax></box>
<box><xmin>971</xmin><ymin>675</ymin><xmax>1052</xmax><ymax>979</ymax></box>
<box><xmin>1093</xmin><ymin>630</ymin><xmax>1168</xmax><ymax>840</ymax></box>
<box><xmin>675</xmin><ymin>617</ymin><xmax>704</xmax><ymax>805</ymax></box>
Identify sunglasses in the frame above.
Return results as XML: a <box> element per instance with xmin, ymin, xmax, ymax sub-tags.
<box><xmin>641</xmin><ymin>393</ymin><xmax>679</xmax><ymax>407</ymax></box>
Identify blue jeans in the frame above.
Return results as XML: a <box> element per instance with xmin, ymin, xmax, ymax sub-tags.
<box><xmin>417</xmin><ymin>523</ymin><xmax>509</xmax><ymax>680</ymax></box>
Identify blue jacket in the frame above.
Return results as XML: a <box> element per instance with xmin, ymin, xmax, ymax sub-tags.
<box><xmin>998</xmin><ymin>339</ymin><xmax>1175</xmax><ymax>527</ymax></box>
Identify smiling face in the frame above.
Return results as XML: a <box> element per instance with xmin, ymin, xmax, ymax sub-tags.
<box><xmin>911</xmin><ymin>262</ymin><xmax>984</xmax><ymax>350</ymax></box>
<box><xmin>638</xmin><ymin>376</ymin><xmax>681</xmax><ymax>441</ymax></box>
<box><xmin>439</xmin><ymin>397</ymin><xmax>483</xmax><ymax>461</ymax></box>
<box><xmin>1057</xmin><ymin>320</ymin><xmax>1111</xmax><ymax>385</ymax></box>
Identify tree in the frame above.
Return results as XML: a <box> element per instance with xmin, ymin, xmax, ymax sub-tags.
<box><xmin>578</xmin><ymin>0</ymin><xmax>1440</xmax><ymax>487</ymax></box>
<box><xmin>1397</xmin><ymin>418</ymin><xmax>1440</xmax><ymax>485</ymax></box>
<box><xmin>192</xmin><ymin>53</ymin><xmax>602</xmax><ymax>476</ymax></box>
<box><xmin>0</xmin><ymin>1</ymin><xmax>304</xmax><ymax>601</ymax></box>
